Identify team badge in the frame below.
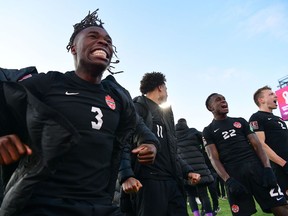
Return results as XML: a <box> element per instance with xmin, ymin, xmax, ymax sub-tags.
<box><xmin>233</xmin><ymin>122</ymin><xmax>242</xmax><ymax>128</ymax></box>
<box><xmin>250</xmin><ymin>121</ymin><xmax>259</xmax><ymax>130</ymax></box>
<box><xmin>231</xmin><ymin>204</ymin><xmax>239</xmax><ymax>213</ymax></box>
<box><xmin>105</xmin><ymin>95</ymin><xmax>116</xmax><ymax>110</ymax></box>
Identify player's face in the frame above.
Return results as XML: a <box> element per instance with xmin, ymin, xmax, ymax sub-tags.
<box><xmin>210</xmin><ymin>94</ymin><xmax>229</xmax><ymax>115</ymax></box>
<box><xmin>158</xmin><ymin>84</ymin><xmax>168</xmax><ymax>104</ymax></box>
<box><xmin>261</xmin><ymin>89</ymin><xmax>277</xmax><ymax>110</ymax></box>
<box><xmin>72</xmin><ymin>26</ymin><xmax>113</xmax><ymax>73</ymax></box>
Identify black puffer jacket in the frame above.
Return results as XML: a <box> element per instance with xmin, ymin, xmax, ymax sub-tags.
<box><xmin>0</xmin><ymin>82</ymin><xmax>80</xmax><ymax>216</ymax></box>
<box><xmin>175</xmin><ymin>121</ymin><xmax>214</xmax><ymax>186</ymax></box>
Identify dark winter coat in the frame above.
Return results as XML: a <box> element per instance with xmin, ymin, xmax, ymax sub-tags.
<box><xmin>175</xmin><ymin>121</ymin><xmax>214</xmax><ymax>186</ymax></box>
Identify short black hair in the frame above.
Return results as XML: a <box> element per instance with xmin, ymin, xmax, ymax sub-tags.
<box><xmin>66</xmin><ymin>9</ymin><xmax>104</xmax><ymax>51</ymax></box>
<box><xmin>205</xmin><ymin>93</ymin><xmax>218</xmax><ymax>111</ymax></box>
<box><xmin>140</xmin><ymin>72</ymin><xmax>166</xmax><ymax>94</ymax></box>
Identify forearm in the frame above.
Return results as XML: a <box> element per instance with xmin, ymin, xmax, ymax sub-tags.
<box><xmin>251</xmin><ymin>138</ymin><xmax>271</xmax><ymax>167</ymax></box>
<box><xmin>211</xmin><ymin>159</ymin><xmax>230</xmax><ymax>182</ymax></box>
<box><xmin>262</xmin><ymin>143</ymin><xmax>286</xmax><ymax>167</ymax></box>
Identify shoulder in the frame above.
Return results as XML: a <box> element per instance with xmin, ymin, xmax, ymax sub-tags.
<box><xmin>0</xmin><ymin>66</ymin><xmax>38</xmax><ymax>82</ymax></box>
<box><xmin>203</xmin><ymin>122</ymin><xmax>213</xmax><ymax>134</ymax></box>
<box><xmin>133</xmin><ymin>95</ymin><xmax>145</xmax><ymax>104</ymax></box>
<box><xmin>249</xmin><ymin>111</ymin><xmax>262</xmax><ymax>120</ymax></box>
<box><xmin>19</xmin><ymin>71</ymin><xmax>64</xmax><ymax>85</ymax></box>
<box><xmin>102</xmin><ymin>75</ymin><xmax>126</xmax><ymax>91</ymax></box>
<box><xmin>133</xmin><ymin>96</ymin><xmax>148</xmax><ymax>110</ymax></box>
<box><xmin>229</xmin><ymin>117</ymin><xmax>249</xmax><ymax>127</ymax></box>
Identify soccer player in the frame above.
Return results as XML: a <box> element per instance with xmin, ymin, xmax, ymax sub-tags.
<box><xmin>203</xmin><ymin>93</ymin><xmax>288</xmax><ymax>216</ymax></box>
<box><xmin>119</xmin><ymin>72</ymin><xmax>201</xmax><ymax>216</ymax></box>
<box><xmin>249</xmin><ymin>86</ymin><xmax>288</xmax><ymax>198</ymax></box>
<box><xmin>0</xmin><ymin>9</ymin><xmax>158</xmax><ymax>215</ymax></box>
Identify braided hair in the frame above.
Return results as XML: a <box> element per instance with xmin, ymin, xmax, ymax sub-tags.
<box><xmin>66</xmin><ymin>9</ymin><xmax>122</xmax><ymax>74</ymax></box>
<box><xmin>66</xmin><ymin>9</ymin><xmax>104</xmax><ymax>52</ymax></box>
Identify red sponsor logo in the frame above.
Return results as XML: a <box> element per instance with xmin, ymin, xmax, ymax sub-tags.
<box><xmin>231</xmin><ymin>204</ymin><xmax>239</xmax><ymax>213</ymax></box>
<box><xmin>233</xmin><ymin>122</ymin><xmax>242</xmax><ymax>128</ymax></box>
<box><xmin>250</xmin><ymin>121</ymin><xmax>259</xmax><ymax>130</ymax></box>
<box><xmin>105</xmin><ymin>95</ymin><xmax>116</xmax><ymax>110</ymax></box>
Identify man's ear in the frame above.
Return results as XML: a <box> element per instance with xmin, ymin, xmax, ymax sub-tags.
<box><xmin>71</xmin><ymin>45</ymin><xmax>77</xmax><ymax>55</ymax></box>
<box><xmin>158</xmin><ymin>84</ymin><xmax>164</xmax><ymax>92</ymax></box>
<box><xmin>258</xmin><ymin>97</ymin><xmax>264</xmax><ymax>105</ymax></box>
<box><xmin>207</xmin><ymin>104</ymin><xmax>213</xmax><ymax>112</ymax></box>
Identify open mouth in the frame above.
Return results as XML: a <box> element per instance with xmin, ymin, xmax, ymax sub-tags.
<box><xmin>91</xmin><ymin>49</ymin><xmax>109</xmax><ymax>59</ymax></box>
<box><xmin>221</xmin><ymin>104</ymin><xmax>228</xmax><ymax>109</ymax></box>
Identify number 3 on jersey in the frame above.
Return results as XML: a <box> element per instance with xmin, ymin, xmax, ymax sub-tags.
<box><xmin>91</xmin><ymin>106</ymin><xmax>103</xmax><ymax>130</ymax></box>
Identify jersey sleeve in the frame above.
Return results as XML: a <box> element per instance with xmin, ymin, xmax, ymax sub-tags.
<box><xmin>202</xmin><ymin>125</ymin><xmax>214</xmax><ymax>147</ymax></box>
<box><xmin>241</xmin><ymin>117</ymin><xmax>254</xmax><ymax>135</ymax></box>
<box><xmin>249</xmin><ymin>113</ymin><xmax>264</xmax><ymax>132</ymax></box>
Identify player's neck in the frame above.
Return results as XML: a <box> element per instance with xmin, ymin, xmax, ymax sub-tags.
<box><xmin>259</xmin><ymin>106</ymin><xmax>273</xmax><ymax>113</ymax></box>
<box><xmin>213</xmin><ymin>113</ymin><xmax>227</xmax><ymax>120</ymax></box>
<box><xmin>146</xmin><ymin>92</ymin><xmax>161</xmax><ymax>105</ymax></box>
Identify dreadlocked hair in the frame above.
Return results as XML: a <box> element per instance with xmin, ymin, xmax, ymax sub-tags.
<box><xmin>66</xmin><ymin>9</ymin><xmax>104</xmax><ymax>51</ymax></box>
<box><xmin>140</xmin><ymin>72</ymin><xmax>166</xmax><ymax>94</ymax></box>
<box><xmin>66</xmin><ymin>9</ymin><xmax>122</xmax><ymax>75</ymax></box>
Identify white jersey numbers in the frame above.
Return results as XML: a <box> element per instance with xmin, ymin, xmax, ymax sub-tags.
<box><xmin>222</xmin><ymin>129</ymin><xmax>236</xmax><ymax>140</ymax></box>
<box><xmin>278</xmin><ymin>121</ymin><xmax>287</xmax><ymax>130</ymax></box>
<box><xmin>156</xmin><ymin>124</ymin><xmax>163</xmax><ymax>138</ymax></box>
<box><xmin>270</xmin><ymin>185</ymin><xmax>284</xmax><ymax>198</ymax></box>
<box><xmin>91</xmin><ymin>106</ymin><xmax>103</xmax><ymax>130</ymax></box>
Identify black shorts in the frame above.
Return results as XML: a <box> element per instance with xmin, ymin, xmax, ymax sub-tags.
<box><xmin>225</xmin><ymin>160</ymin><xmax>287</xmax><ymax>216</ymax></box>
<box><xmin>19</xmin><ymin>194</ymin><xmax>123</xmax><ymax>216</ymax></box>
<box><xmin>273</xmin><ymin>163</ymin><xmax>288</xmax><ymax>198</ymax></box>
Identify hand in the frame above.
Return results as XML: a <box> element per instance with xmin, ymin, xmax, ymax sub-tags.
<box><xmin>225</xmin><ymin>177</ymin><xmax>248</xmax><ymax>196</ymax></box>
<box><xmin>132</xmin><ymin>144</ymin><xmax>157</xmax><ymax>165</ymax></box>
<box><xmin>262</xmin><ymin>167</ymin><xmax>277</xmax><ymax>188</ymax></box>
<box><xmin>282</xmin><ymin>162</ymin><xmax>288</xmax><ymax>175</ymax></box>
<box><xmin>187</xmin><ymin>172</ymin><xmax>201</xmax><ymax>185</ymax></box>
<box><xmin>0</xmin><ymin>134</ymin><xmax>32</xmax><ymax>165</ymax></box>
<box><xmin>122</xmin><ymin>177</ymin><xmax>143</xmax><ymax>194</ymax></box>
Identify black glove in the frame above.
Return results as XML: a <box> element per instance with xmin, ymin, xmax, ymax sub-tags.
<box><xmin>225</xmin><ymin>177</ymin><xmax>248</xmax><ymax>196</ymax></box>
<box><xmin>282</xmin><ymin>162</ymin><xmax>288</xmax><ymax>175</ymax></box>
<box><xmin>262</xmin><ymin>167</ymin><xmax>277</xmax><ymax>188</ymax></box>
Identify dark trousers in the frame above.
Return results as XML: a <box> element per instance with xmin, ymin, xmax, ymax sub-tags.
<box><xmin>19</xmin><ymin>194</ymin><xmax>123</xmax><ymax>216</ymax></box>
<box><xmin>135</xmin><ymin>179</ymin><xmax>188</xmax><ymax>216</ymax></box>
<box><xmin>185</xmin><ymin>184</ymin><xmax>213</xmax><ymax>213</ymax></box>
<box><xmin>207</xmin><ymin>171</ymin><xmax>220</xmax><ymax>211</ymax></box>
